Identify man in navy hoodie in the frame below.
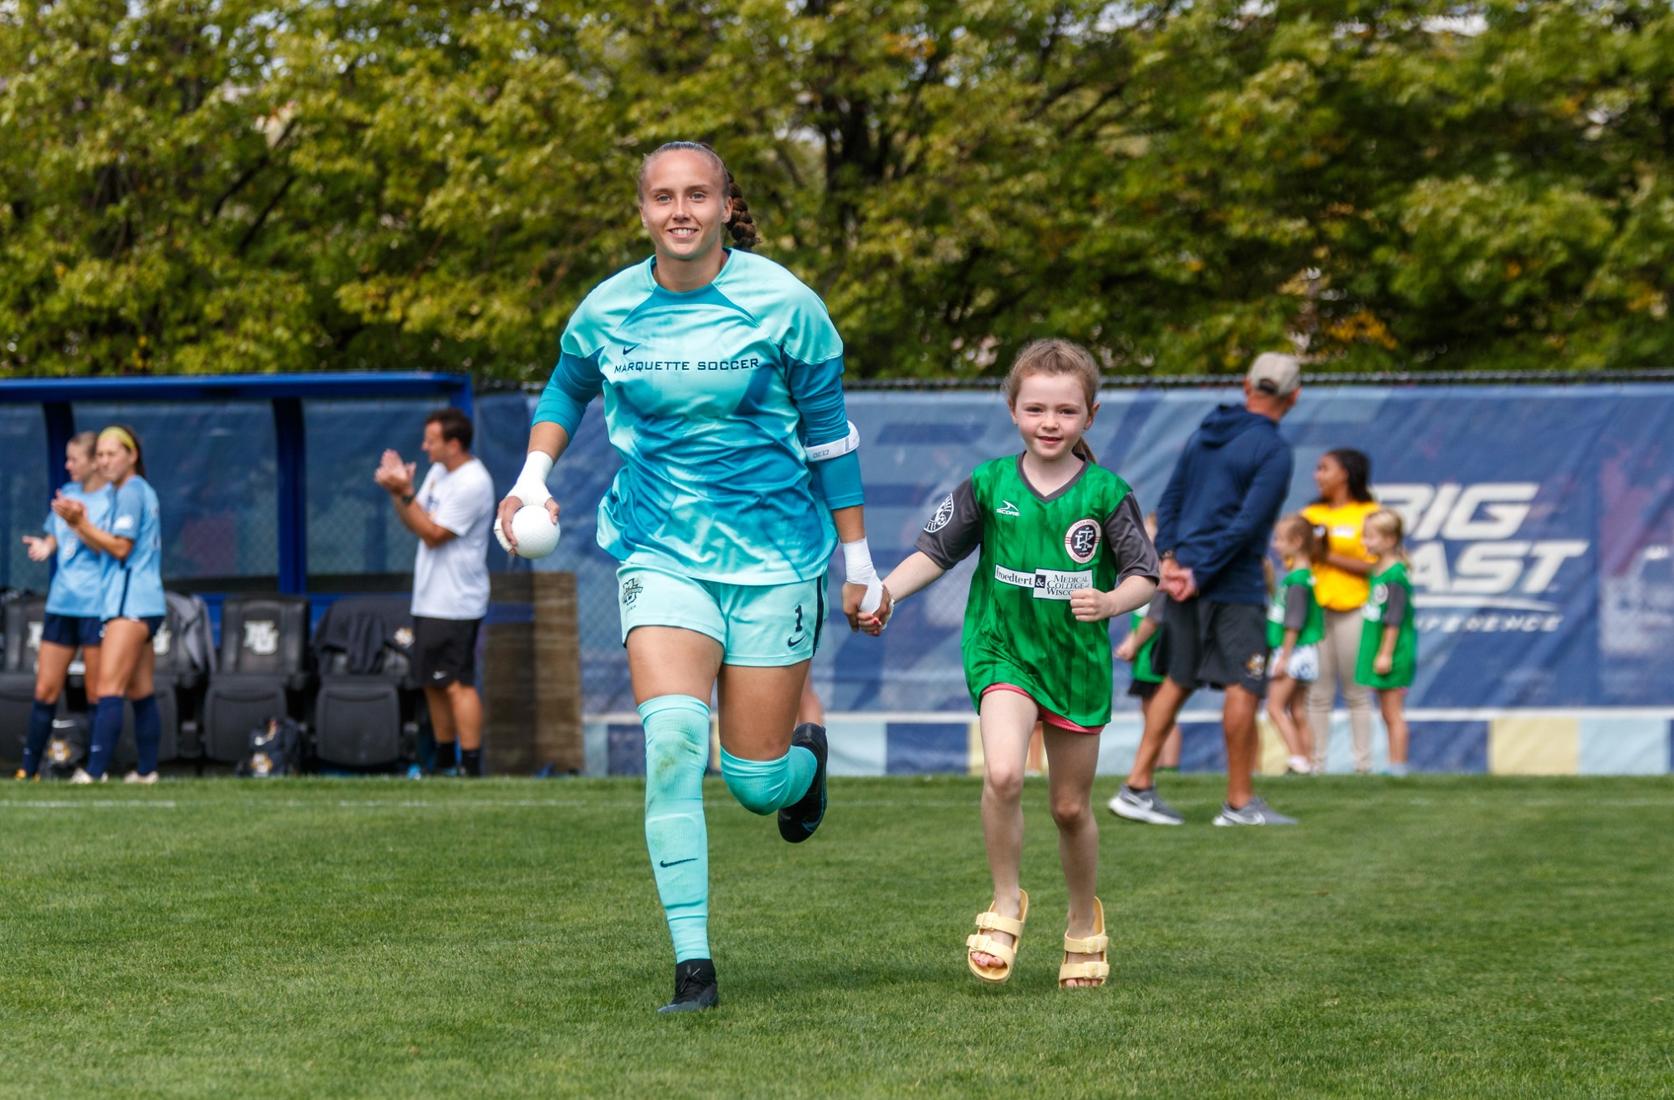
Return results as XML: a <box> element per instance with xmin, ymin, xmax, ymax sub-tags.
<box><xmin>1110</xmin><ymin>353</ymin><xmax>1302</xmax><ymax>826</ymax></box>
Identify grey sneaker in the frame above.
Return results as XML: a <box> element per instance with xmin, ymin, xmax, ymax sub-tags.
<box><xmin>1108</xmin><ymin>784</ymin><xmax>1184</xmax><ymax>826</ymax></box>
<box><xmin>1212</xmin><ymin>796</ymin><xmax>1297</xmax><ymax>826</ymax></box>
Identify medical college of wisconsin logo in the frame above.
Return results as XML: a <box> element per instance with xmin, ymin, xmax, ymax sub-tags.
<box><xmin>1063</xmin><ymin>519</ymin><xmax>1101</xmax><ymax>564</ymax></box>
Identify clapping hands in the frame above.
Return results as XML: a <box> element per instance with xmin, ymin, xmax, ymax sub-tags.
<box><xmin>374</xmin><ymin>449</ymin><xmax>416</xmax><ymax>495</ymax></box>
<box><xmin>49</xmin><ymin>492</ymin><xmax>86</xmax><ymax>528</ymax></box>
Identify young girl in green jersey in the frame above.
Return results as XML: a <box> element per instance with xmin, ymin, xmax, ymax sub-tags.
<box><xmin>1356</xmin><ymin>510</ymin><xmax>1417</xmax><ymax>776</ymax></box>
<box><xmin>1266</xmin><ymin>515</ymin><xmax>1326</xmax><ymax>775</ymax></box>
<box><xmin>862</xmin><ymin>340</ymin><xmax>1159</xmax><ymax>989</ymax></box>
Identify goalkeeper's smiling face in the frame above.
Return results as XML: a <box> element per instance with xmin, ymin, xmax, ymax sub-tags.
<box><xmin>638</xmin><ymin>148</ymin><xmax>733</xmax><ymax>272</ymax></box>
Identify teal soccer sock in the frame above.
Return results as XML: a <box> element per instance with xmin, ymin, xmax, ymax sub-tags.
<box><xmin>719</xmin><ymin>744</ymin><xmax>817</xmax><ymax>816</ymax></box>
<box><xmin>639</xmin><ymin>695</ymin><xmax>712</xmax><ymax>963</ymax></box>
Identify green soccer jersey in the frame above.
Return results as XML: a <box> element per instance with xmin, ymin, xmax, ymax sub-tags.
<box><xmin>1129</xmin><ymin>602</ymin><xmax>1163</xmax><ymax>685</ymax></box>
<box><xmin>1356</xmin><ymin>560</ymin><xmax>1417</xmax><ymax>689</ymax></box>
<box><xmin>1267</xmin><ymin>566</ymin><xmax>1325</xmax><ymax>649</ymax></box>
<box><xmin>915</xmin><ymin>455</ymin><xmax>1159</xmax><ymax>728</ymax></box>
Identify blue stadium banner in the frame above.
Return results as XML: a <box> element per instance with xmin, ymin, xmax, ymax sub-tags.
<box><xmin>512</xmin><ymin>384</ymin><xmax>1674</xmax><ymax>724</ymax></box>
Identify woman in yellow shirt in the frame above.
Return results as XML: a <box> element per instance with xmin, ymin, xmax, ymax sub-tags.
<box><xmin>1300</xmin><ymin>449</ymin><xmax>1380</xmax><ymax>772</ymax></box>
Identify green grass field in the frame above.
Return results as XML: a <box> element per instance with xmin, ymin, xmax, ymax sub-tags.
<box><xmin>2</xmin><ymin>775</ymin><xmax>1671</xmax><ymax>1098</ymax></box>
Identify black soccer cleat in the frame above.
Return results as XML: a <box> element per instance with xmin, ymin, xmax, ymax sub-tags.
<box><xmin>657</xmin><ymin>958</ymin><xmax>719</xmax><ymax>1015</ymax></box>
<box><xmin>777</xmin><ymin>723</ymin><xmax>828</xmax><ymax>844</ymax></box>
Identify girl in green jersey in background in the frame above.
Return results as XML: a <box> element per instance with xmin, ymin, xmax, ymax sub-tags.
<box><xmin>1357</xmin><ymin>510</ymin><xmax>1418</xmax><ymax>776</ymax></box>
<box><xmin>862</xmin><ymin>340</ymin><xmax>1158</xmax><ymax>989</ymax></box>
<box><xmin>1266</xmin><ymin>514</ymin><xmax>1326</xmax><ymax>775</ymax></box>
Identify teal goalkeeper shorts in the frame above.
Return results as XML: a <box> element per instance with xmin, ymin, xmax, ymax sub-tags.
<box><xmin>616</xmin><ymin>561</ymin><xmax>825</xmax><ymax>667</ymax></box>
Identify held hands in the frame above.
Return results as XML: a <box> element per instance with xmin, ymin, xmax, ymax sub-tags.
<box><xmin>374</xmin><ymin>449</ymin><xmax>416</xmax><ymax>496</ymax></box>
<box><xmin>1374</xmin><ymin>653</ymin><xmax>1393</xmax><ymax>676</ymax></box>
<box><xmin>853</xmin><ymin>584</ymin><xmax>894</xmax><ymax>635</ymax></box>
<box><xmin>21</xmin><ymin>535</ymin><xmax>53</xmax><ymax>562</ymax></box>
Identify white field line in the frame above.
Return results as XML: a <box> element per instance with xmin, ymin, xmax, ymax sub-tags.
<box><xmin>0</xmin><ymin>800</ymin><xmax>178</xmax><ymax>810</ymax></box>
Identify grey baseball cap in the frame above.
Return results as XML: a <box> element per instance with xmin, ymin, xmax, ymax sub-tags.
<box><xmin>1247</xmin><ymin>352</ymin><xmax>1301</xmax><ymax>397</ymax></box>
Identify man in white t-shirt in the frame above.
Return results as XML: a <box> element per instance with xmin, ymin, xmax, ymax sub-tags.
<box><xmin>374</xmin><ymin>407</ymin><xmax>495</xmax><ymax>776</ymax></box>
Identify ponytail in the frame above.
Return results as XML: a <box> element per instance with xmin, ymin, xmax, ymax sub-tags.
<box><xmin>725</xmin><ymin>174</ymin><xmax>759</xmax><ymax>251</ymax></box>
<box><xmin>1276</xmin><ymin>514</ymin><xmax>1322</xmax><ymax>567</ymax></box>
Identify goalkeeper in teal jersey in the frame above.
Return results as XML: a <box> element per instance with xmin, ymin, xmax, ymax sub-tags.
<box><xmin>862</xmin><ymin>340</ymin><xmax>1158</xmax><ymax>991</ymax></box>
<box><xmin>497</xmin><ymin>143</ymin><xmax>882</xmax><ymax>1014</ymax></box>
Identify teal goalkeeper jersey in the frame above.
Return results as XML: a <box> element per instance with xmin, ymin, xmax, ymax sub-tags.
<box><xmin>533</xmin><ymin>250</ymin><xmax>860</xmax><ymax>585</ymax></box>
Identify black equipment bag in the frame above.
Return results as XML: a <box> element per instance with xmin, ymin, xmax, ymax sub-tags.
<box><xmin>236</xmin><ymin>717</ymin><xmax>303</xmax><ymax>778</ymax></box>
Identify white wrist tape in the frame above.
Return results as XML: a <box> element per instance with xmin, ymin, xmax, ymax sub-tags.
<box><xmin>806</xmin><ymin>422</ymin><xmax>861</xmax><ymax>463</ymax></box>
<box><xmin>510</xmin><ymin>451</ymin><xmax>554</xmax><ymax>507</ymax></box>
<box><xmin>843</xmin><ymin>537</ymin><xmax>884</xmax><ymax>614</ymax></box>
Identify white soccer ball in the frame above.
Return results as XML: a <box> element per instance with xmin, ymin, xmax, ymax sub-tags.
<box><xmin>509</xmin><ymin>504</ymin><xmax>560</xmax><ymax>559</ymax></box>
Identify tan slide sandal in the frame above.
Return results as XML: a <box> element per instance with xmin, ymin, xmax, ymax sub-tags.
<box><xmin>966</xmin><ymin>889</ymin><xmax>1029</xmax><ymax>983</ymax></box>
<box><xmin>1058</xmin><ymin>896</ymin><xmax>1110</xmax><ymax>989</ymax></box>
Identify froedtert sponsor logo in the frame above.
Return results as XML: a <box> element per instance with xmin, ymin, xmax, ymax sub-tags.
<box><xmin>994</xmin><ymin>565</ymin><xmax>1092</xmax><ymax>601</ymax></box>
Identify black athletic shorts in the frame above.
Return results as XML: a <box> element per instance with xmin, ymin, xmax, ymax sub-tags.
<box><xmin>1160</xmin><ymin>596</ymin><xmax>1268</xmax><ymax>697</ymax></box>
<box><xmin>42</xmin><ymin>613</ymin><xmax>102</xmax><ymax>648</ymax></box>
<box><xmin>413</xmin><ymin>616</ymin><xmax>481</xmax><ymax>688</ymax></box>
<box><xmin>1126</xmin><ymin>677</ymin><xmax>1162</xmax><ymax>700</ymax></box>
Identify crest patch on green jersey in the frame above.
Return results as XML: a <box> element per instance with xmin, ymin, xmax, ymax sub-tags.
<box><xmin>1064</xmin><ymin>518</ymin><xmax>1101</xmax><ymax>563</ymax></box>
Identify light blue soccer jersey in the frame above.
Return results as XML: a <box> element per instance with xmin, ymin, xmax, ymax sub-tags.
<box><xmin>101</xmin><ymin>475</ymin><xmax>166</xmax><ymax>621</ymax></box>
<box><xmin>533</xmin><ymin>250</ymin><xmax>863</xmax><ymax>585</ymax></box>
<box><xmin>43</xmin><ymin>483</ymin><xmax>111</xmax><ymax>617</ymax></box>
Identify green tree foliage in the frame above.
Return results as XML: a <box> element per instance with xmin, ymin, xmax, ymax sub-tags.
<box><xmin>3</xmin><ymin>0</ymin><xmax>1673</xmax><ymax>379</ymax></box>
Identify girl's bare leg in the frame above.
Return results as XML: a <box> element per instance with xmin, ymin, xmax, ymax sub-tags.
<box><xmin>970</xmin><ymin>689</ymin><xmax>1036</xmax><ymax>970</ymax></box>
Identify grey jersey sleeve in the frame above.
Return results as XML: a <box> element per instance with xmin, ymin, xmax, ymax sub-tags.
<box><xmin>1103</xmin><ymin>494</ymin><xmax>1161</xmax><ymax>584</ymax></box>
<box><xmin>1284</xmin><ymin>584</ymin><xmax>1312</xmax><ymax>631</ymax></box>
<box><xmin>915</xmin><ymin>479</ymin><xmax>983</xmax><ymax>569</ymax></box>
<box><xmin>1384</xmin><ymin>583</ymin><xmax>1410</xmax><ymax>628</ymax></box>
<box><xmin>1144</xmin><ymin>591</ymin><xmax>1167</xmax><ymax>624</ymax></box>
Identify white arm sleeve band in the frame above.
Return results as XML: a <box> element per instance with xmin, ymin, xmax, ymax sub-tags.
<box><xmin>842</xmin><ymin>537</ymin><xmax>884</xmax><ymax>614</ymax></box>
<box><xmin>510</xmin><ymin>451</ymin><xmax>554</xmax><ymax>507</ymax></box>
<box><xmin>806</xmin><ymin>421</ymin><xmax>861</xmax><ymax>463</ymax></box>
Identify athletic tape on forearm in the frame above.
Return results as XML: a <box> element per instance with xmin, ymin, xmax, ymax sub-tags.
<box><xmin>805</xmin><ymin>421</ymin><xmax>860</xmax><ymax>462</ymax></box>
<box><xmin>511</xmin><ymin>451</ymin><xmax>554</xmax><ymax>506</ymax></box>
<box><xmin>842</xmin><ymin>538</ymin><xmax>884</xmax><ymax>614</ymax></box>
